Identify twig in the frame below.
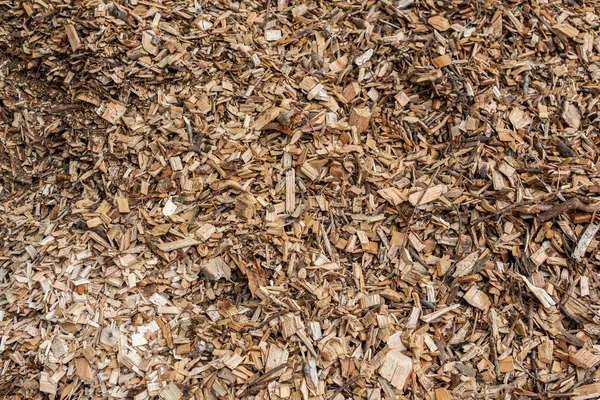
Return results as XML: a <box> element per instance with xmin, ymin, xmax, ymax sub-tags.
<box><xmin>45</xmin><ymin>104</ymin><xmax>83</xmax><ymax>113</ymax></box>
<box><xmin>236</xmin><ymin>363</ymin><xmax>287</xmax><ymax>397</ymax></box>
<box><xmin>553</xmin><ymin>284</ymin><xmax>600</xmax><ymax>319</ymax></box>
<box><xmin>249</xmin><ymin>363</ymin><xmax>287</xmax><ymax>386</ymax></box>
<box><xmin>470</xmin><ymin>200</ymin><xmax>532</xmax><ymax>224</ymax></box>
<box><xmin>263</xmin><ymin>0</ymin><xmax>270</xmax><ymax>29</ymax></box>
<box><xmin>537</xmin><ymin>197</ymin><xmax>600</xmax><ymax>223</ymax></box>
<box><xmin>327</xmin><ymin>374</ymin><xmax>362</xmax><ymax>400</ymax></box>
<box><xmin>184</xmin><ymin>116</ymin><xmax>205</xmax><ymax>154</ymax></box>
<box><xmin>250</xmin><ymin>310</ymin><xmax>286</xmax><ymax>330</ymax></box>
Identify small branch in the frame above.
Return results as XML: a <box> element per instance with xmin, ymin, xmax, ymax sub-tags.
<box><xmin>537</xmin><ymin>197</ymin><xmax>600</xmax><ymax>223</ymax></box>
<box><xmin>470</xmin><ymin>200</ymin><xmax>532</xmax><ymax>224</ymax></box>
<box><xmin>45</xmin><ymin>104</ymin><xmax>83</xmax><ymax>113</ymax></box>
<box><xmin>327</xmin><ymin>374</ymin><xmax>362</xmax><ymax>400</ymax></box>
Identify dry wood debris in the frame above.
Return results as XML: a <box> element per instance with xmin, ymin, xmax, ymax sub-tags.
<box><xmin>2</xmin><ymin>0</ymin><xmax>600</xmax><ymax>399</ymax></box>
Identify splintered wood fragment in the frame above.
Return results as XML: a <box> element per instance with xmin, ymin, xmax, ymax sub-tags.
<box><xmin>538</xmin><ymin>339</ymin><xmax>553</xmax><ymax>364</ymax></box>
<box><xmin>378</xmin><ymin>350</ymin><xmax>412</xmax><ymax>390</ymax></box>
<box><xmin>142</xmin><ymin>31</ymin><xmax>158</xmax><ymax>55</ymax></box>
<box><xmin>343</xmin><ymin>82</ymin><xmax>361</xmax><ymax>102</ymax></box>
<box><xmin>116</xmin><ymin>197</ymin><xmax>129</xmax><ymax>213</ymax></box>
<box><xmin>428</xmin><ymin>15</ymin><xmax>450</xmax><ymax>31</ymax></box>
<box><xmin>74</xmin><ymin>358</ymin><xmax>94</xmax><ymax>383</ymax></box>
<box><xmin>281</xmin><ymin>313</ymin><xmax>305</xmax><ymax>340</ymax></box>
<box><xmin>406</xmin><ymin>307</ymin><xmax>420</xmax><ymax>329</ymax></box>
<box><xmin>196</xmin><ymin>223</ymin><xmax>216</xmax><ymax>241</ymax></box>
<box><xmin>253</xmin><ymin>107</ymin><xmax>282</xmax><ymax>130</ymax></box>
<box><xmin>498</xmin><ymin>356</ymin><xmax>514</xmax><ymax>373</ymax></box>
<box><xmin>562</xmin><ymin>102</ymin><xmax>581</xmax><ymax>129</ymax></box>
<box><xmin>360</xmin><ymin>294</ymin><xmax>382</xmax><ymax>308</ymax></box>
<box><xmin>301</xmin><ymin>162</ymin><xmax>319</xmax><ymax>181</ymax></box>
<box><xmin>285</xmin><ymin>169</ymin><xmax>295</xmax><ymax>213</ymax></box>
<box><xmin>437</xmin><ymin>255</ymin><xmax>452</xmax><ymax>276</ymax></box>
<box><xmin>300</xmin><ymin>76</ymin><xmax>319</xmax><ymax>92</ymax></box>
<box><xmin>509</xmin><ymin>107</ymin><xmax>532</xmax><ymax>129</ymax></box>
<box><xmin>329</xmin><ymin>55</ymin><xmax>348</xmax><ymax>73</ymax></box>
<box><xmin>265</xmin><ymin>29</ymin><xmax>282</xmax><ymax>41</ymax></box>
<box><xmin>101</xmin><ymin>102</ymin><xmax>127</xmax><ymax>124</ymax></box>
<box><xmin>518</xmin><ymin>274</ymin><xmax>556</xmax><ymax>308</ymax></box>
<box><xmin>65</xmin><ymin>24</ymin><xmax>81</xmax><ymax>51</ymax></box>
<box><xmin>573</xmin><ymin>224</ymin><xmax>600</xmax><ymax>262</ymax></box>
<box><xmin>570</xmin><ymin>348</ymin><xmax>600</xmax><ymax>369</ymax></box>
<box><xmin>355</xmin><ymin>49</ymin><xmax>373</xmax><ymax>66</ymax></box>
<box><xmin>380</xmin><ymin>288</ymin><xmax>403</xmax><ymax>303</ymax></box>
<box><xmin>395</xmin><ymin>91</ymin><xmax>410</xmax><ymax>107</ymax></box>
<box><xmin>157</xmin><ymin>237</ymin><xmax>199</xmax><ymax>252</ymax></box>
<box><xmin>463</xmin><ymin>286</ymin><xmax>491</xmax><ymax>310</ymax></box>
<box><xmin>86</xmin><ymin>217</ymin><xmax>102</xmax><ymax>228</ymax></box>
<box><xmin>574</xmin><ymin>383</ymin><xmax>600</xmax><ymax>399</ymax></box>
<box><xmin>452</xmin><ymin>252</ymin><xmax>479</xmax><ymax>277</ymax></box>
<box><xmin>378</xmin><ymin>187</ymin><xmax>406</xmax><ymax>206</ymax></box>
<box><xmin>76</xmin><ymin>92</ymin><xmax>101</xmax><ymax>106</ymax></box>
<box><xmin>408</xmin><ymin>184</ymin><xmax>448</xmax><ymax>206</ymax></box>
<box><xmin>435</xmin><ymin>388</ymin><xmax>453</xmax><ymax>400</ymax></box>
<box><xmin>553</xmin><ymin>23</ymin><xmax>579</xmax><ymax>38</ymax></box>
<box><xmin>421</xmin><ymin>304</ymin><xmax>460</xmax><ymax>323</ymax></box>
<box><xmin>432</xmin><ymin>55</ymin><xmax>452</xmax><ymax>68</ymax></box>
<box><xmin>349</xmin><ymin>107</ymin><xmax>371</xmax><ymax>134</ymax></box>
<box><xmin>581</xmin><ymin>276</ymin><xmax>590</xmax><ymax>297</ymax></box>
<box><xmin>160</xmin><ymin>382</ymin><xmax>183</xmax><ymax>400</ymax></box>
<box><xmin>265</xmin><ymin>344</ymin><xmax>289</xmax><ymax>372</ymax></box>
<box><xmin>39</xmin><ymin>372</ymin><xmax>56</xmax><ymax>394</ymax></box>
<box><xmin>201</xmin><ymin>256</ymin><xmax>231</xmax><ymax>280</ymax></box>
<box><xmin>99</xmin><ymin>327</ymin><xmax>121</xmax><ymax>347</ymax></box>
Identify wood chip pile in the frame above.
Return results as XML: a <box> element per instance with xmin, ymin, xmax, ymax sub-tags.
<box><xmin>2</xmin><ymin>0</ymin><xmax>600</xmax><ymax>399</ymax></box>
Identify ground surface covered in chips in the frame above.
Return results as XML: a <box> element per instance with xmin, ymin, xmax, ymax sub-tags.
<box><xmin>2</xmin><ymin>0</ymin><xmax>600</xmax><ymax>399</ymax></box>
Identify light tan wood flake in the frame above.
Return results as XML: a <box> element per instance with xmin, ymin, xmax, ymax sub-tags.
<box><xmin>553</xmin><ymin>23</ymin><xmax>579</xmax><ymax>38</ymax></box>
<box><xmin>360</xmin><ymin>294</ymin><xmax>382</xmax><ymax>308</ymax></box>
<box><xmin>349</xmin><ymin>107</ymin><xmax>371</xmax><ymax>134</ymax></box>
<box><xmin>408</xmin><ymin>184</ymin><xmax>448</xmax><ymax>206</ymax></box>
<box><xmin>116</xmin><ymin>197</ymin><xmax>129</xmax><ymax>213</ymax></box>
<box><xmin>285</xmin><ymin>169</ymin><xmax>295</xmax><ymax>213</ymax></box>
<box><xmin>378</xmin><ymin>187</ymin><xmax>406</xmax><ymax>206</ymax></box>
<box><xmin>156</xmin><ymin>237</ymin><xmax>199</xmax><ymax>252</ymax></box>
<box><xmin>265</xmin><ymin>344</ymin><xmax>289</xmax><ymax>372</ymax></box>
<box><xmin>160</xmin><ymin>382</ymin><xmax>183</xmax><ymax>400</ymax></box>
<box><xmin>428</xmin><ymin>15</ymin><xmax>450</xmax><ymax>31</ymax></box>
<box><xmin>379</xmin><ymin>350</ymin><xmax>412</xmax><ymax>390</ymax></box>
<box><xmin>101</xmin><ymin>102</ymin><xmax>127</xmax><ymax>124</ymax></box>
<box><xmin>463</xmin><ymin>285</ymin><xmax>491</xmax><ymax>310</ymax></box>
<box><xmin>65</xmin><ymin>24</ymin><xmax>81</xmax><ymax>51</ymax></box>
<box><xmin>570</xmin><ymin>348</ymin><xmax>600</xmax><ymax>369</ymax></box>
<box><xmin>538</xmin><ymin>338</ymin><xmax>553</xmax><ymax>364</ymax></box>
<box><xmin>253</xmin><ymin>107</ymin><xmax>282</xmax><ymax>130</ymax></box>
<box><xmin>196</xmin><ymin>223</ymin><xmax>216</xmax><ymax>241</ymax></box>
<box><xmin>432</xmin><ymin>55</ymin><xmax>452</xmax><ymax>68</ymax></box>
<box><xmin>435</xmin><ymin>388</ymin><xmax>453</xmax><ymax>400</ymax></box>
<box><xmin>518</xmin><ymin>274</ymin><xmax>556</xmax><ymax>308</ymax></box>
<box><xmin>74</xmin><ymin>357</ymin><xmax>94</xmax><ymax>384</ymax></box>
<box><xmin>498</xmin><ymin>356</ymin><xmax>514</xmax><ymax>373</ymax></box>
<box><xmin>201</xmin><ymin>256</ymin><xmax>231</xmax><ymax>280</ymax></box>
<box><xmin>421</xmin><ymin>304</ymin><xmax>460</xmax><ymax>323</ymax></box>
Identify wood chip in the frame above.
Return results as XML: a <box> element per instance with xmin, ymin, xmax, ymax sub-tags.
<box><xmin>572</xmin><ymin>224</ymin><xmax>600</xmax><ymax>262</ymax></box>
<box><xmin>349</xmin><ymin>107</ymin><xmax>372</xmax><ymax>134</ymax></box>
<box><xmin>379</xmin><ymin>350</ymin><xmax>412</xmax><ymax>390</ymax></box>
<box><xmin>570</xmin><ymin>348</ymin><xmax>600</xmax><ymax>369</ymax></box>
<box><xmin>428</xmin><ymin>15</ymin><xmax>450</xmax><ymax>31</ymax></box>
<box><xmin>65</xmin><ymin>24</ymin><xmax>82</xmax><ymax>52</ymax></box>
